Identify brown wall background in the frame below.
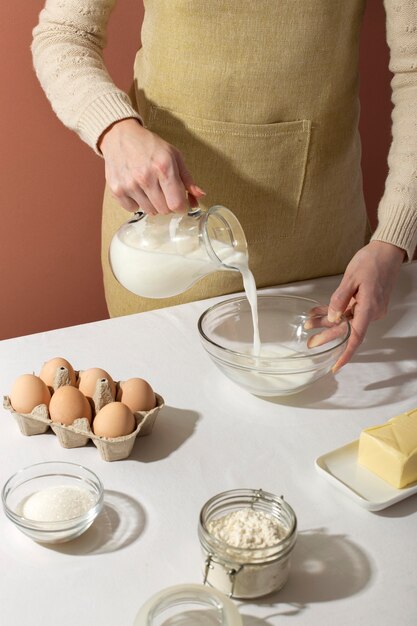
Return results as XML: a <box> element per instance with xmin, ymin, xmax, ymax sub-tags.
<box><xmin>0</xmin><ymin>1</ymin><xmax>392</xmax><ymax>341</ymax></box>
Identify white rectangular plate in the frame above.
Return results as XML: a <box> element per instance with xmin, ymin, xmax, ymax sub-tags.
<box><xmin>315</xmin><ymin>440</ymin><xmax>417</xmax><ymax>511</ymax></box>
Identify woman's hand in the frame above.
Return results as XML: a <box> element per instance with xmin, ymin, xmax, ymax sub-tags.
<box><xmin>99</xmin><ymin>118</ymin><xmax>205</xmax><ymax>215</ymax></box>
<box><xmin>318</xmin><ymin>241</ymin><xmax>405</xmax><ymax>372</ymax></box>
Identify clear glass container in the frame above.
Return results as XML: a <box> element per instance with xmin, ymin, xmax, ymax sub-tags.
<box><xmin>198</xmin><ymin>489</ymin><xmax>297</xmax><ymax>599</ymax></box>
<box><xmin>109</xmin><ymin>206</ymin><xmax>247</xmax><ymax>299</ymax></box>
<box><xmin>133</xmin><ymin>584</ymin><xmax>242</xmax><ymax>626</ymax></box>
<box><xmin>2</xmin><ymin>461</ymin><xmax>103</xmax><ymax>543</ymax></box>
<box><xmin>198</xmin><ymin>295</ymin><xmax>350</xmax><ymax>396</ymax></box>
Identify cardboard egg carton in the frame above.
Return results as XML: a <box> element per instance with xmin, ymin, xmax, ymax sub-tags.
<box><xmin>3</xmin><ymin>372</ymin><xmax>164</xmax><ymax>461</ymax></box>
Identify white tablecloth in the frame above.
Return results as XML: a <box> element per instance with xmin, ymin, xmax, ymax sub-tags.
<box><xmin>1</xmin><ymin>264</ymin><xmax>416</xmax><ymax>626</ymax></box>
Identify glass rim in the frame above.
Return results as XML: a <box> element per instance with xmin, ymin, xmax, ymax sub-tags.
<box><xmin>201</xmin><ymin>205</ymin><xmax>248</xmax><ymax>269</ymax></box>
<box><xmin>199</xmin><ymin>488</ymin><xmax>297</xmax><ymax>560</ymax></box>
<box><xmin>2</xmin><ymin>461</ymin><xmax>104</xmax><ymax>529</ymax></box>
<box><xmin>198</xmin><ymin>294</ymin><xmax>351</xmax><ymax>362</ymax></box>
<box><xmin>133</xmin><ymin>584</ymin><xmax>243</xmax><ymax>626</ymax></box>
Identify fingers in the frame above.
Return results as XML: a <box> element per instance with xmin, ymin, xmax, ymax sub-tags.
<box><xmin>327</xmin><ymin>277</ymin><xmax>357</xmax><ymax>323</ymax></box>
<box><xmin>112</xmin><ymin>194</ymin><xmax>140</xmax><ymax>214</ymax></box>
<box><xmin>326</xmin><ymin>274</ymin><xmax>361</xmax><ymax>371</ymax></box>
<box><xmin>332</xmin><ymin>304</ymin><xmax>372</xmax><ymax>373</ymax></box>
<box><xmin>307</xmin><ymin>325</ymin><xmax>347</xmax><ymax>349</ymax></box>
<box><xmin>154</xmin><ymin>153</ymin><xmax>188</xmax><ymax>214</ymax></box>
<box><xmin>188</xmin><ymin>192</ymin><xmax>200</xmax><ymax>209</ymax></box>
<box><xmin>308</xmin><ymin>305</ymin><xmax>329</xmax><ymax>318</ymax></box>
<box><xmin>139</xmin><ymin>178</ymin><xmax>172</xmax><ymax>215</ymax></box>
<box><xmin>111</xmin><ymin>162</ymin><xmax>197</xmax><ymax>216</ymax></box>
<box><xmin>176</xmin><ymin>150</ymin><xmax>197</xmax><ymax>193</ymax></box>
<box><xmin>102</xmin><ymin>121</ymin><xmax>205</xmax><ymax>215</ymax></box>
<box><xmin>315</xmin><ymin>242</ymin><xmax>403</xmax><ymax>374</ymax></box>
<box><xmin>111</xmin><ymin>185</ymin><xmax>158</xmax><ymax>215</ymax></box>
<box><xmin>136</xmin><ymin>149</ymin><xmax>205</xmax><ymax>215</ymax></box>
<box><xmin>130</xmin><ymin>160</ymin><xmax>177</xmax><ymax>215</ymax></box>
<box><xmin>304</xmin><ymin>311</ymin><xmax>332</xmax><ymax>331</ymax></box>
<box><xmin>176</xmin><ymin>151</ymin><xmax>206</xmax><ymax>208</ymax></box>
<box><xmin>305</xmin><ymin>308</ymin><xmax>350</xmax><ymax>350</ymax></box>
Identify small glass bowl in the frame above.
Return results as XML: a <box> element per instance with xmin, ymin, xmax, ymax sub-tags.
<box><xmin>198</xmin><ymin>294</ymin><xmax>350</xmax><ymax>396</ymax></box>
<box><xmin>2</xmin><ymin>461</ymin><xmax>103</xmax><ymax>543</ymax></box>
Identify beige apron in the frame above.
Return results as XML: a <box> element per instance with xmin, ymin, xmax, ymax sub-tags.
<box><xmin>102</xmin><ymin>0</ymin><xmax>370</xmax><ymax>317</ymax></box>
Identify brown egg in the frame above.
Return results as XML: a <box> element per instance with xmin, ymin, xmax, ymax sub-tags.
<box><xmin>9</xmin><ymin>374</ymin><xmax>51</xmax><ymax>414</ymax></box>
<box><xmin>93</xmin><ymin>402</ymin><xmax>136</xmax><ymax>438</ymax></box>
<box><xmin>117</xmin><ymin>378</ymin><xmax>156</xmax><ymax>412</ymax></box>
<box><xmin>78</xmin><ymin>368</ymin><xmax>116</xmax><ymax>400</ymax></box>
<box><xmin>39</xmin><ymin>357</ymin><xmax>76</xmax><ymax>387</ymax></box>
<box><xmin>49</xmin><ymin>385</ymin><xmax>92</xmax><ymax>426</ymax></box>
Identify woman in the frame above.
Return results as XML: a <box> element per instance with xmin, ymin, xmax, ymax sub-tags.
<box><xmin>32</xmin><ymin>1</ymin><xmax>416</xmax><ymax>370</ymax></box>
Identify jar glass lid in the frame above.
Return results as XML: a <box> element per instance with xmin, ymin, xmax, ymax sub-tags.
<box><xmin>133</xmin><ymin>583</ymin><xmax>243</xmax><ymax>626</ymax></box>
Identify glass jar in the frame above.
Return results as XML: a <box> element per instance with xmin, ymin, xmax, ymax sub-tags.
<box><xmin>109</xmin><ymin>206</ymin><xmax>248</xmax><ymax>299</ymax></box>
<box><xmin>133</xmin><ymin>584</ymin><xmax>242</xmax><ymax>626</ymax></box>
<box><xmin>198</xmin><ymin>489</ymin><xmax>297</xmax><ymax>599</ymax></box>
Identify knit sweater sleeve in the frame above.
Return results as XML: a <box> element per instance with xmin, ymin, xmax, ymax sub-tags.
<box><xmin>31</xmin><ymin>0</ymin><xmax>142</xmax><ymax>153</ymax></box>
<box><xmin>371</xmin><ymin>0</ymin><xmax>417</xmax><ymax>260</ymax></box>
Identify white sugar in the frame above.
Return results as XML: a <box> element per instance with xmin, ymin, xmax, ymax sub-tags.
<box><xmin>17</xmin><ymin>485</ymin><xmax>94</xmax><ymax>522</ymax></box>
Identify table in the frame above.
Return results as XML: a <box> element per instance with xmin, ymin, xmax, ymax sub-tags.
<box><xmin>1</xmin><ymin>263</ymin><xmax>416</xmax><ymax>626</ymax></box>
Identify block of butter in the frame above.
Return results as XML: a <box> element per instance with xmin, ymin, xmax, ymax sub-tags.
<box><xmin>358</xmin><ymin>408</ymin><xmax>417</xmax><ymax>489</ymax></box>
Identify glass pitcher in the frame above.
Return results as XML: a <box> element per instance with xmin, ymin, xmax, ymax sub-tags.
<box><xmin>109</xmin><ymin>205</ymin><xmax>248</xmax><ymax>299</ymax></box>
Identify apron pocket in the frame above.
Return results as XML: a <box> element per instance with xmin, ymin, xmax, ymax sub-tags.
<box><xmin>147</xmin><ymin>105</ymin><xmax>311</xmax><ymax>241</ymax></box>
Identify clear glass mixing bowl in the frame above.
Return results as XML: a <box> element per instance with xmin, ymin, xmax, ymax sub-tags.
<box><xmin>198</xmin><ymin>294</ymin><xmax>350</xmax><ymax>396</ymax></box>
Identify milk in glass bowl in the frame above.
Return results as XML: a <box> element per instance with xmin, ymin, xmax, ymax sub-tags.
<box><xmin>198</xmin><ymin>295</ymin><xmax>350</xmax><ymax>396</ymax></box>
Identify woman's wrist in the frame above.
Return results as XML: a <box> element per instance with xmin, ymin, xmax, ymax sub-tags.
<box><xmin>98</xmin><ymin>117</ymin><xmax>144</xmax><ymax>155</ymax></box>
<box><xmin>368</xmin><ymin>239</ymin><xmax>406</xmax><ymax>262</ymax></box>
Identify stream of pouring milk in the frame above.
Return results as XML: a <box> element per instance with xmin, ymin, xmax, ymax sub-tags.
<box><xmin>242</xmin><ymin>266</ymin><xmax>261</xmax><ymax>356</ymax></box>
<box><xmin>222</xmin><ymin>251</ymin><xmax>261</xmax><ymax>356</ymax></box>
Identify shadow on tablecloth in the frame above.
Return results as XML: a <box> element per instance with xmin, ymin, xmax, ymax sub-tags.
<box><xmin>240</xmin><ymin>528</ymin><xmax>372</xmax><ymax>620</ymax></box>
<box><xmin>130</xmin><ymin>406</ymin><xmax>200</xmax><ymax>463</ymax></box>
<box><xmin>44</xmin><ymin>489</ymin><xmax>146</xmax><ymax>556</ymax></box>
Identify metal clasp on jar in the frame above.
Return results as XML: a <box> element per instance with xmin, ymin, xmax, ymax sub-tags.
<box><xmin>203</xmin><ymin>553</ymin><xmax>244</xmax><ymax>598</ymax></box>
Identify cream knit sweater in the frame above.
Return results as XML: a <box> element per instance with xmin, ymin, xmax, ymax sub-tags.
<box><xmin>32</xmin><ymin>0</ymin><xmax>417</xmax><ymax>260</ymax></box>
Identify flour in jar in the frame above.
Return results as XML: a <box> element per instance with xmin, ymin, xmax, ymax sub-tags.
<box><xmin>204</xmin><ymin>508</ymin><xmax>292</xmax><ymax>598</ymax></box>
<box><xmin>207</xmin><ymin>508</ymin><xmax>286</xmax><ymax>548</ymax></box>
